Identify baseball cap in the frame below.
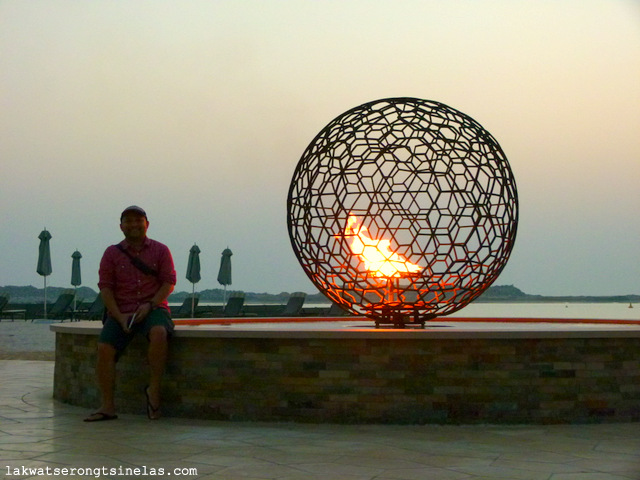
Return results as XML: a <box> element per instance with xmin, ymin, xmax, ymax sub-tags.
<box><xmin>120</xmin><ymin>205</ymin><xmax>147</xmax><ymax>221</ymax></box>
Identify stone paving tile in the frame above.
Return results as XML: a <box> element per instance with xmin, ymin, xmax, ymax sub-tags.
<box><xmin>1</xmin><ymin>360</ymin><xmax>639</xmax><ymax>480</ymax></box>
<box><xmin>548</xmin><ymin>474</ymin><xmax>638</xmax><ymax>480</ymax></box>
<box><xmin>375</xmin><ymin>469</ymin><xmax>473</xmax><ymax>480</ymax></box>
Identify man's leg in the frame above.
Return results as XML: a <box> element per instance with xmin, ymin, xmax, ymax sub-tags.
<box><xmin>94</xmin><ymin>342</ymin><xmax>118</xmax><ymax>415</ymax></box>
<box><xmin>146</xmin><ymin>325</ymin><xmax>168</xmax><ymax>418</ymax></box>
<box><xmin>85</xmin><ymin>317</ymin><xmax>129</xmax><ymax>421</ymax></box>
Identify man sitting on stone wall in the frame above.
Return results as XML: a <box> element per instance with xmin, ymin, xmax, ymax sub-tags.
<box><xmin>84</xmin><ymin>206</ymin><xmax>176</xmax><ymax>422</ymax></box>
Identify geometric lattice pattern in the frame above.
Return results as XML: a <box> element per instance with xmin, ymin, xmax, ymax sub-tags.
<box><xmin>287</xmin><ymin>98</ymin><xmax>518</xmax><ymax>326</ymax></box>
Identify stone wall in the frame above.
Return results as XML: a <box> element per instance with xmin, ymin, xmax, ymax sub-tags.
<box><xmin>53</xmin><ymin>326</ymin><xmax>640</xmax><ymax>424</ymax></box>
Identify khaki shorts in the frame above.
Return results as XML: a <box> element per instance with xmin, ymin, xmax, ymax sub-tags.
<box><xmin>99</xmin><ymin>308</ymin><xmax>174</xmax><ymax>356</ymax></box>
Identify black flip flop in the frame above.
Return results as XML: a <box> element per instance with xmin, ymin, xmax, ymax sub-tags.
<box><xmin>144</xmin><ymin>386</ymin><xmax>161</xmax><ymax>420</ymax></box>
<box><xmin>84</xmin><ymin>412</ymin><xmax>118</xmax><ymax>422</ymax></box>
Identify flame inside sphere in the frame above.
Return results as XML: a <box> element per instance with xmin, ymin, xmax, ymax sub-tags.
<box><xmin>345</xmin><ymin>215</ymin><xmax>422</xmax><ymax>278</ymax></box>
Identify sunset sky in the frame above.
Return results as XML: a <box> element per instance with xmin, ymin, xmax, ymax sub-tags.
<box><xmin>1</xmin><ymin>0</ymin><xmax>639</xmax><ymax>297</ymax></box>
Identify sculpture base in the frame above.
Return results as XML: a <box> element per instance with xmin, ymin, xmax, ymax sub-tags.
<box><xmin>51</xmin><ymin>319</ymin><xmax>640</xmax><ymax>424</ymax></box>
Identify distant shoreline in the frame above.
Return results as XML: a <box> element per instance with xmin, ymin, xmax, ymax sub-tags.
<box><xmin>1</xmin><ymin>284</ymin><xmax>639</xmax><ymax>305</ymax></box>
<box><xmin>475</xmin><ymin>297</ymin><xmax>640</xmax><ymax>304</ymax></box>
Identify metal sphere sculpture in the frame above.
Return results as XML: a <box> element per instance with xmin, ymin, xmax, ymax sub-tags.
<box><xmin>287</xmin><ymin>98</ymin><xmax>518</xmax><ymax>326</ymax></box>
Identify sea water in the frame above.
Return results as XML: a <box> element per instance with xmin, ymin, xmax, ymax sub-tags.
<box><xmin>447</xmin><ymin>302</ymin><xmax>639</xmax><ymax>320</ymax></box>
<box><xmin>194</xmin><ymin>301</ymin><xmax>639</xmax><ymax>320</ymax></box>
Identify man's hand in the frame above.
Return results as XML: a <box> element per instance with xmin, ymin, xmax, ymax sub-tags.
<box><xmin>133</xmin><ymin>301</ymin><xmax>154</xmax><ymax>323</ymax></box>
<box><xmin>113</xmin><ymin>312</ymin><xmax>132</xmax><ymax>333</ymax></box>
<box><xmin>116</xmin><ymin>303</ymin><xmax>153</xmax><ymax>333</ymax></box>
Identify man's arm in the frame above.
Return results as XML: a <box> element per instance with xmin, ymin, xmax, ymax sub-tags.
<box><xmin>134</xmin><ymin>281</ymin><xmax>175</xmax><ymax>322</ymax></box>
<box><xmin>150</xmin><ymin>281</ymin><xmax>175</xmax><ymax>308</ymax></box>
<box><xmin>100</xmin><ymin>287</ymin><xmax>129</xmax><ymax>330</ymax></box>
<box><xmin>98</xmin><ymin>247</ymin><xmax>131</xmax><ymax>328</ymax></box>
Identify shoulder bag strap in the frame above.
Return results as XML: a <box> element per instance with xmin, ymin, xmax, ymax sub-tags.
<box><xmin>115</xmin><ymin>244</ymin><xmax>159</xmax><ymax>277</ymax></box>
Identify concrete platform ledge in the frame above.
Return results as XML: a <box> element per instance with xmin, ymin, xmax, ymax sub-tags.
<box><xmin>51</xmin><ymin>320</ymin><xmax>640</xmax><ymax>424</ymax></box>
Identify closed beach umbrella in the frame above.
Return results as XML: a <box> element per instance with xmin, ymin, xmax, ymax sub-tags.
<box><xmin>185</xmin><ymin>244</ymin><xmax>201</xmax><ymax>317</ymax></box>
<box><xmin>71</xmin><ymin>250</ymin><xmax>82</xmax><ymax>312</ymax></box>
<box><xmin>217</xmin><ymin>248</ymin><xmax>233</xmax><ymax>304</ymax></box>
<box><xmin>37</xmin><ymin>229</ymin><xmax>53</xmax><ymax>319</ymax></box>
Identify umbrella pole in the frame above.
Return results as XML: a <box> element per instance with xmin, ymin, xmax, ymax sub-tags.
<box><xmin>43</xmin><ymin>276</ymin><xmax>47</xmax><ymax>320</ymax></box>
<box><xmin>191</xmin><ymin>283</ymin><xmax>195</xmax><ymax>318</ymax></box>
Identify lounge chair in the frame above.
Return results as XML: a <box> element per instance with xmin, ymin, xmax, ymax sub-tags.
<box><xmin>325</xmin><ymin>301</ymin><xmax>349</xmax><ymax>316</ymax></box>
<box><xmin>0</xmin><ymin>294</ymin><xmax>26</xmax><ymax>321</ymax></box>
<box><xmin>172</xmin><ymin>294</ymin><xmax>200</xmax><ymax>318</ymax></box>
<box><xmin>43</xmin><ymin>289</ymin><xmax>76</xmax><ymax>321</ymax></box>
<box><xmin>74</xmin><ymin>293</ymin><xmax>105</xmax><ymax>321</ymax></box>
<box><xmin>0</xmin><ymin>294</ymin><xmax>8</xmax><ymax>312</ymax></box>
<box><xmin>223</xmin><ymin>292</ymin><xmax>246</xmax><ymax>316</ymax></box>
<box><xmin>280</xmin><ymin>292</ymin><xmax>306</xmax><ymax>316</ymax></box>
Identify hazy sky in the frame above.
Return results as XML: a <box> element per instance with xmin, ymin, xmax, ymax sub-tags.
<box><xmin>1</xmin><ymin>0</ymin><xmax>639</xmax><ymax>297</ymax></box>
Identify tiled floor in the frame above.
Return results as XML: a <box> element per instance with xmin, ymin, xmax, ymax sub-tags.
<box><xmin>1</xmin><ymin>360</ymin><xmax>639</xmax><ymax>480</ymax></box>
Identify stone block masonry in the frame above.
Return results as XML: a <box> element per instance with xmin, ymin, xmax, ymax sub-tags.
<box><xmin>52</xmin><ymin>323</ymin><xmax>640</xmax><ymax>424</ymax></box>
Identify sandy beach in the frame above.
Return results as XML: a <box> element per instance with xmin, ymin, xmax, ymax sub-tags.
<box><xmin>0</xmin><ymin>319</ymin><xmax>57</xmax><ymax>360</ymax></box>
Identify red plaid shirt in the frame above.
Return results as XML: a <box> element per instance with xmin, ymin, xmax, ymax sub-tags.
<box><xmin>98</xmin><ymin>238</ymin><xmax>176</xmax><ymax>315</ymax></box>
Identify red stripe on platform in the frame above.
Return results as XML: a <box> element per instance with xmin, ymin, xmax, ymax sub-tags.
<box><xmin>174</xmin><ymin>316</ymin><xmax>640</xmax><ymax>326</ymax></box>
<box><xmin>173</xmin><ymin>316</ymin><xmax>364</xmax><ymax>325</ymax></box>
<box><xmin>449</xmin><ymin>317</ymin><xmax>640</xmax><ymax>325</ymax></box>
